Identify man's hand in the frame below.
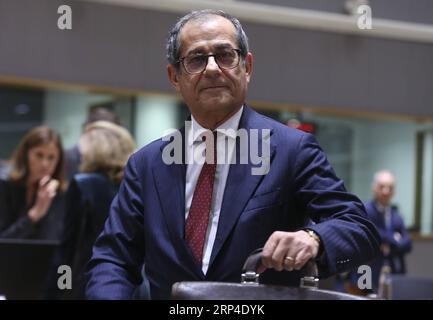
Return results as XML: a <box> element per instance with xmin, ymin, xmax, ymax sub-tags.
<box><xmin>258</xmin><ymin>230</ymin><xmax>320</xmax><ymax>273</ymax></box>
<box><xmin>28</xmin><ymin>176</ymin><xmax>59</xmax><ymax>223</ymax></box>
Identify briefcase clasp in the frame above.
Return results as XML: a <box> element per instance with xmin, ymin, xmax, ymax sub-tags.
<box><xmin>300</xmin><ymin>276</ymin><xmax>319</xmax><ymax>289</ymax></box>
<box><xmin>241</xmin><ymin>271</ymin><xmax>260</xmax><ymax>285</ymax></box>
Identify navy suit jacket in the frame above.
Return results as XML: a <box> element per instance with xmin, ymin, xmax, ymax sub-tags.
<box><xmin>86</xmin><ymin>106</ymin><xmax>380</xmax><ymax>299</ymax></box>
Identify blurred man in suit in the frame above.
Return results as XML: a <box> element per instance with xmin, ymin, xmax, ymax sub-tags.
<box><xmin>86</xmin><ymin>9</ymin><xmax>380</xmax><ymax>299</ymax></box>
<box><xmin>366</xmin><ymin>170</ymin><xmax>412</xmax><ymax>292</ymax></box>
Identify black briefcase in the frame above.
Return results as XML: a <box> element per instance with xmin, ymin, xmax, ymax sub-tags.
<box><xmin>171</xmin><ymin>249</ymin><xmax>367</xmax><ymax>300</ymax></box>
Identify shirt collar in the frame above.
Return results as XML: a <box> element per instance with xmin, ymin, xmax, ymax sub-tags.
<box><xmin>374</xmin><ymin>201</ymin><xmax>390</xmax><ymax>214</ymax></box>
<box><xmin>189</xmin><ymin>105</ymin><xmax>244</xmax><ymax>146</ymax></box>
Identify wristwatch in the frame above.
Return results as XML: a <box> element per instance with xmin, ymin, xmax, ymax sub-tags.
<box><xmin>305</xmin><ymin>229</ymin><xmax>321</xmax><ymax>245</ymax></box>
<box><xmin>304</xmin><ymin>229</ymin><xmax>323</xmax><ymax>260</ymax></box>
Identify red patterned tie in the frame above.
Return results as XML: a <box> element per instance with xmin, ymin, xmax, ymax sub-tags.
<box><xmin>185</xmin><ymin>132</ymin><xmax>217</xmax><ymax>266</ymax></box>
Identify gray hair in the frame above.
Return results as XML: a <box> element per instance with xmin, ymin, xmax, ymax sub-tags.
<box><xmin>166</xmin><ymin>9</ymin><xmax>249</xmax><ymax>71</ymax></box>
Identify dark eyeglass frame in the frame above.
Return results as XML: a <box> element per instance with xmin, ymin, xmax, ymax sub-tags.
<box><xmin>177</xmin><ymin>48</ymin><xmax>242</xmax><ymax>74</ymax></box>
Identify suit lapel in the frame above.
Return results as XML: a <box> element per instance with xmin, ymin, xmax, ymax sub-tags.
<box><xmin>208</xmin><ymin>106</ymin><xmax>276</xmax><ymax>268</ymax></box>
<box><xmin>152</xmin><ymin>154</ymin><xmax>185</xmax><ymax>241</ymax></box>
<box><xmin>152</xmin><ymin>129</ymin><xmax>205</xmax><ymax>278</ymax></box>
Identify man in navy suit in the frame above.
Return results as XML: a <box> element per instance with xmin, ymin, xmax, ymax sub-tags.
<box><xmin>365</xmin><ymin>170</ymin><xmax>412</xmax><ymax>292</ymax></box>
<box><xmin>86</xmin><ymin>9</ymin><xmax>380</xmax><ymax>299</ymax></box>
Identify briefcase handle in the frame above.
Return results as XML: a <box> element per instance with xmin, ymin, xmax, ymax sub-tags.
<box><xmin>241</xmin><ymin>248</ymin><xmax>319</xmax><ymax>289</ymax></box>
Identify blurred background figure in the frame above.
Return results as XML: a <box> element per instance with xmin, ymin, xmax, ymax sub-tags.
<box><xmin>0</xmin><ymin>159</ymin><xmax>12</xmax><ymax>180</ymax></box>
<box><xmin>0</xmin><ymin>126</ymin><xmax>66</xmax><ymax>240</ymax></box>
<box><xmin>50</xmin><ymin>121</ymin><xmax>135</xmax><ymax>299</ymax></box>
<box><xmin>366</xmin><ymin>170</ymin><xmax>412</xmax><ymax>293</ymax></box>
<box><xmin>335</xmin><ymin>170</ymin><xmax>413</xmax><ymax>295</ymax></box>
<box><xmin>64</xmin><ymin>107</ymin><xmax>121</xmax><ymax>181</ymax></box>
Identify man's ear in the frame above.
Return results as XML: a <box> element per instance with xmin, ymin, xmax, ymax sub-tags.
<box><xmin>245</xmin><ymin>52</ymin><xmax>253</xmax><ymax>83</ymax></box>
<box><xmin>167</xmin><ymin>64</ymin><xmax>181</xmax><ymax>92</ymax></box>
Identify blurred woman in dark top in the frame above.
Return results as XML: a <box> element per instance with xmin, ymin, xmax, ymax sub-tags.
<box><xmin>0</xmin><ymin>126</ymin><xmax>66</xmax><ymax>240</ymax></box>
<box><xmin>54</xmin><ymin>120</ymin><xmax>135</xmax><ymax>299</ymax></box>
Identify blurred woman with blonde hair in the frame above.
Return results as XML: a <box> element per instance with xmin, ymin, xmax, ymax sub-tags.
<box><xmin>52</xmin><ymin>121</ymin><xmax>135</xmax><ymax>299</ymax></box>
<box><xmin>79</xmin><ymin>120</ymin><xmax>135</xmax><ymax>183</ymax></box>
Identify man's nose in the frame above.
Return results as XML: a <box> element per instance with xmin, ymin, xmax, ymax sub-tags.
<box><xmin>204</xmin><ymin>56</ymin><xmax>221</xmax><ymax>73</ymax></box>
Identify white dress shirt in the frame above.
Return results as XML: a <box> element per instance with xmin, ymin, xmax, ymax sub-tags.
<box><xmin>185</xmin><ymin>106</ymin><xmax>244</xmax><ymax>275</ymax></box>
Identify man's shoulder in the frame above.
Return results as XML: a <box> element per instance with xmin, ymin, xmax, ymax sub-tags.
<box><xmin>131</xmin><ymin>138</ymin><xmax>167</xmax><ymax>162</ymax></box>
<box><xmin>390</xmin><ymin>204</ymin><xmax>404</xmax><ymax>217</ymax></box>
<box><xmin>246</xmin><ymin>107</ymin><xmax>308</xmax><ymax>142</ymax></box>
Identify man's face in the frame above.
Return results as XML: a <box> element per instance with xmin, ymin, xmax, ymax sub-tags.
<box><xmin>167</xmin><ymin>16</ymin><xmax>253</xmax><ymax>127</ymax></box>
<box><xmin>373</xmin><ymin>172</ymin><xmax>395</xmax><ymax>206</ymax></box>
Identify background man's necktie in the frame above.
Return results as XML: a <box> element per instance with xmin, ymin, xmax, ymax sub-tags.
<box><xmin>185</xmin><ymin>132</ymin><xmax>217</xmax><ymax>266</ymax></box>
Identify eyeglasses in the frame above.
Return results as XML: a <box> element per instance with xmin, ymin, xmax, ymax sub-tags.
<box><xmin>178</xmin><ymin>48</ymin><xmax>241</xmax><ymax>74</ymax></box>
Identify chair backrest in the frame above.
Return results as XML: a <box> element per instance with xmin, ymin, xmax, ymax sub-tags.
<box><xmin>390</xmin><ymin>275</ymin><xmax>433</xmax><ymax>300</ymax></box>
